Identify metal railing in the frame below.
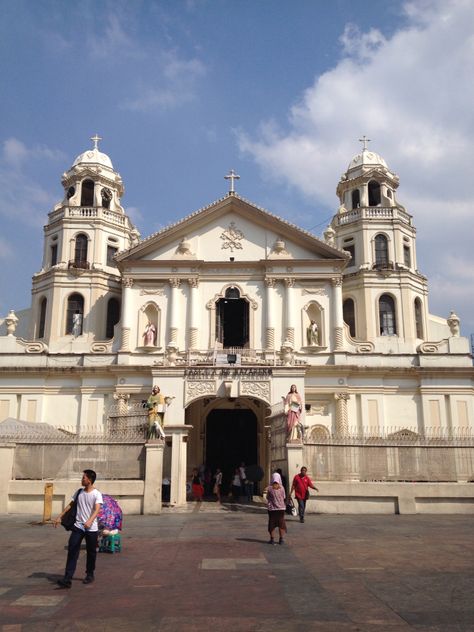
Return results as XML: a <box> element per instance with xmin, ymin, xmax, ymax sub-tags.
<box><xmin>335</xmin><ymin>206</ymin><xmax>412</xmax><ymax>226</ymax></box>
<box><xmin>48</xmin><ymin>206</ymin><xmax>126</xmax><ymax>227</ymax></box>
<box><xmin>304</xmin><ymin>428</ymin><xmax>474</xmax><ymax>482</ymax></box>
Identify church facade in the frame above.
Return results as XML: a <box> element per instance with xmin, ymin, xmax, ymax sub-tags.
<box><xmin>0</xmin><ymin>138</ymin><xmax>473</xmax><ymax>506</ymax></box>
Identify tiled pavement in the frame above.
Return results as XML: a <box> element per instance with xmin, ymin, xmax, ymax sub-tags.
<box><xmin>1</xmin><ymin>503</ymin><xmax>474</xmax><ymax>631</ymax></box>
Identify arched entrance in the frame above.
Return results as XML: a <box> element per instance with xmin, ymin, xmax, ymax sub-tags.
<box><xmin>185</xmin><ymin>396</ymin><xmax>267</xmax><ymax>494</ymax></box>
<box><xmin>206</xmin><ymin>408</ymin><xmax>257</xmax><ymax>488</ymax></box>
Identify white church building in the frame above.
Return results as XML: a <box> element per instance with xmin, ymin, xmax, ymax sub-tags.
<box><xmin>0</xmin><ymin>137</ymin><xmax>473</xmax><ymax>511</ymax></box>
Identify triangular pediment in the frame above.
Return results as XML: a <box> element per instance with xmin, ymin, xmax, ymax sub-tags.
<box><xmin>116</xmin><ymin>193</ymin><xmax>348</xmax><ymax>264</ymax></box>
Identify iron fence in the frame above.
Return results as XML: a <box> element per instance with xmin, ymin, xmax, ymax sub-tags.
<box><xmin>304</xmin><ymin>429</ymin><xmax>474</xmax><ymax>482</ymax></box>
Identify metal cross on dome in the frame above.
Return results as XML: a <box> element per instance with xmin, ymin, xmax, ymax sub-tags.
<box><xmin>358</xmin><ymin>135</ymin><xmax>371</xmax><ymax>151</ymax></box>
<box><xmin>91</xmin><ymin>134</ymin><xmax>103</xmax><ymax>151</ymax></box>
<box><xmin>224</xmin><ymin>169</ymin><xmax>240</xmax><ymax>194</ymax></box>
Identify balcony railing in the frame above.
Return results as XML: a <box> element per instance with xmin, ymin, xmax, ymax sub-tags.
<box><xmin>68</xmin><ymin>259</ymin><xmax>90</xmax><ymax>270</ymax></box>
<box><xmin>49</xmin><ymin>206</ymin><xmax>126</xmax><ymax>227</ymax></box>
<box><xmin>336</xmin><ymin>206</ymin><xmax>412</xmax><ymax>226</ymax></box>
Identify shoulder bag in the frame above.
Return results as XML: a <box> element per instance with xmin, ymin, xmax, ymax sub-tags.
<box><xmin>61</xmin><ymin>488</ymin><xmax>83</xmax><ymax>531</ymax></box>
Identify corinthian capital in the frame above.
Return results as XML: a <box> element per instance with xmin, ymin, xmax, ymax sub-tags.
<box><xmin>169</xmin><ymin>278</ymin><xmax>181</xmax><ymax>288</ymax></box>
<box><xmin>331</xmin><ymin>277</ymin><xmax>343</xmax><ymax>288</ymax></box>
<box><xmin>265</xmin><ymin>277</ymin><xmax>276</xmax><ymax>288</ymax></box>
<box><xmin>284</xmin><ymin>277</ymin><xmax>296</xmax><ymax>288</ymax></box>
<box><xmin>121</xmin><ymin>277</ymin><xmax>134</xmax><ymax>288</ymax></box>
<box><xmin>189</xmin><ymin>278</ymin><xmax>199</xmax><ymax>288</ymax></box>
<box><xmin>334</xmin><ymin>392</ymin><xmax>349</xmax><ymax>401</ymax></box>
<box><xmin>113</xmin><ymin>392</ymin><xmax>130</xmax><ymax>402</ymax></box>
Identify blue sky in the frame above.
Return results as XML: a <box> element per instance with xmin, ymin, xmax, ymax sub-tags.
<box><xmin>1</xmin><ymin>0</ymin><xmax>473</xmax><ymax>336</ymax></box>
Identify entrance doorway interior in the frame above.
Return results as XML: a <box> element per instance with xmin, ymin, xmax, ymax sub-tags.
<box><xmin>206</xmin><ymin>408</ymin><xmax>257</xmax><ymax>490</ymax></box>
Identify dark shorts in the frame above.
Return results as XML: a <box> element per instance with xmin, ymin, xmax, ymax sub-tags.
<box><xmin>268</xmin><ymin>509</ymin><xmax>286</xmax><ymax>532</ymax></box>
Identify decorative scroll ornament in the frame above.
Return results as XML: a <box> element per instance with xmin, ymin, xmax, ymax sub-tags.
<box><xmin>186</xmin><ymin>380</ymin><xmax>216</xmax><ymax>402</ymax></box>
<box><xmin>355</xmin><ymin>341</ymin><xmax>374</xmax><ymax>353</ymax></box>
<box><xmin>220</xmin><ymin>222</ymin><xmax>244</xmax><ymax>252</ymax></box>
<box><xmin>418</xmin><ymin>341</ymin><xmax>440</xmax><ymax>353</ymax></box>
<box><xmin>240</xmin><ymin>380</ymin><xmax>271</xmax><ymax>402</ymax></box>
<box><xmin>302</xmin><ymin>288</ymin><xmax>326</xmax><ymax>296</ymax></box>
<box><xmin>140</xmin><ymin>288</ymin><xmax>164</xmax><ymax>296</ymax></box>
<box><xmin>306</xmin><ymin>402</ymin><xmax>330</xmax><ymax>416</ymax></box>
<box><xmin>90</xmin><ymin>342</ymin><xmax>112</xmax><ymax>353</ymax></box>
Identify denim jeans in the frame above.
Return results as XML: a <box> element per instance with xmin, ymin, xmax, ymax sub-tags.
<box><xmin>296</xmin><ymin>497</ymin><xmax>306</xmax><ymax>520</ymax></box>
<box><xmin>64</xmin><ymin>526</ymin><xmax>98</xmax><ymax>580</ymax></box>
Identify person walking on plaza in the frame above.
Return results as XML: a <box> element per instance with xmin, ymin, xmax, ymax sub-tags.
<box><xmin>213</xmin><ymin>467</ymin><xmax>223</xmax><ymax>503</ymax></box>
<box><xmin>191</xmin><ymin>468</ymin><xmax>204</xmax><ymax>502</ymax></box>
<box><xmin>54</xmin><ymin>469</ymin><xmax>103</xmax><ymax>588</ymax></box>
<box><xmin>291</xmin><ymin>466</ymin><xmax>318</xmax><ymax>523</ymax></box>
<box><xmin>265</xmin><ymin>472</ymin><xmax>287</xmax><ymax>545</ymax></box>
<box><xmin>231</xmin><ymin>467</ymin><xmax>242</xmax><ymax>500</ymax></box>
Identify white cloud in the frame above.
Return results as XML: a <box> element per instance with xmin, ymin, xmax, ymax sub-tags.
<box><xmin>125</xmin><ymin>206</ymin><xmax>144</xmax><ymax>228</ymax></box>
<box><xmin>74</xmin><ymin>7</ymin><xmax>207</xmax><ymax>112</ymax></box>
<box><xmin>0</xmin><ymin>237</ymin><xmax>14</xmax><ymax>260</ymax></box>
<box><xmin>122</xmin><ymin>50</ymin><xmax>206</xmax><ymax>112</ymax></box>
<box><xmin>87</xmin><ymin>14</ymin><xmax>144</xmax><ymax>61</ymax></box>
<box><xmin>0</xmin><ymin>138</ymin><xmax>62</xmax><ymax>226</ymax></box>
<box><xmin>238</xmin><ymin>0</ymin><xmax>474</xmax><ymax>332</ymax></box>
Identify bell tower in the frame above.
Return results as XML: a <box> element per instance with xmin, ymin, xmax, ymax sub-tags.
<box><xmin>30</xmin><ymin>135</ymin><xmax>140</xmax><ymax>350</ymax></box>
<box><xmin>331</xmin><ymin>139</ymin><xmax>428</xmax><ymax>350</ymax></box>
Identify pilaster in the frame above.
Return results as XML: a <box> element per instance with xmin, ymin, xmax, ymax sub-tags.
<box><xmin>120</xmin><ymin>277</ymin><xmax>133</xmax><ymax>351</ymax></box>
<box><xmin>265</xmin><ymin>278</ymin><xmax>276</xmax><ymax>350</ymax></box>
<box><xmin>284</xmin><ymin>277</ymin><xmax>295</xmax><ymax>346</ymax></box>
<box><xmin>331</xmin><ymin>277</ymin><xmax>344</xmax><ymax>351</ymax></box>
<box><xmin>169</xmin><ymin>278</ymin><xmax>181</xmax><ymax>346</ymax></box>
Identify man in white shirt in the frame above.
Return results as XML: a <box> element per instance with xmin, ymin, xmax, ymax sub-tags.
<box><xmin>54</xmin><ymin>469</ymin><xmax>103</xmax><ymax>588</ymax></box>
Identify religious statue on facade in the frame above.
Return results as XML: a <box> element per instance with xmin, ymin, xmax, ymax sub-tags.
<box><xmin>283</xmin><ymin>384</ymin><xmax>303</xmax><ymax>442</ymax></box>
<box><xmin>306</xmin><ymin>320</ymin><xmax>319</xmax><ymax>346</ymax></box>
<box><xmin>143</xmin><ymin>321</ymin><xmax>157</xmax><ymax>346</ymax></box>
<box><xmin>72</xmin><ymin>311</ymin><xmax>82</xmax><ymax>337</ymax></box>
<box><xmin>145</xmin><ymin>386</ymin><xmax>167</xmax><ymax>440</ymax></box>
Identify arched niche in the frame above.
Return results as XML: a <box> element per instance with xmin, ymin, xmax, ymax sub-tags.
<box><xmin>65</xmin><ymin>292</ymin><xmax>85</xmax><ymax>335</ymax></box>
<box><xmin>378</xmin><ymin>293</ymin><xmax>397</xmax><ymax>336</ymax></box>
<box><xmin>302</xmin><ymin>301</ymin><xmax>325</xmax><ymax>348</ymax></box>
<box><xmin>137</xmin><ymin>302</ymin><xmax>161</xmax><ymax>349</ymax></box>
<box><xmin>308</xmin><ymin>424</ymin><xmax>331</xmax><ymax>441</ymax></box>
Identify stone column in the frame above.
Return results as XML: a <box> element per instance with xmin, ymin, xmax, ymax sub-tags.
<box><xmin>188</xmin><ymin>278</ymin><xmax>199</xmax><ymax>350</ymax></box>
<box><xmin>265</xmin><ymin>278</ymin><xmax>276</xmax><ymax>350</ymax></box>
<box><xmin>334</xmin><ymin>392</ymin><xmax>354</xmax><ymax>480</ymax></box>
<box><xmin>166</xmin><ymin>425</ymin><xmax>193</xmax><ymax>506</ymax></box>
<box><xmin>113</xmin><ymin>392</ymin><xmax>130</xmax><ymax>414</ymax></box>
<box><xmin>334</xmin><ymin>392</ymin><xmax>349</xmax><ymax>435</ymax></box>
<box><xmin>143</xmin><ymin>441</ymin><xmax>164</xmax><ymax>514</ymax></box>
<box><xmin>284</xmin><ymin>277</ymin><xmax>296</xmax><ymax>346</ymax></box>
<box><xmin>120</xmin><ymin>277</ymin><xmax>133</xmax><ymax>351</ymax></box>
<box><xmin>331</xmin><ymin>277</ymin><xmax>344</xmax><ymax>351</ymax></box>
<box><xmin>169</xmin><ymin>278</ymin><xmax>181</xmax><ymax>346</ymax></box>
<box><xmin>360</xmin><ymin>183</ymin><xmax>369</xmax><ymax>207</ymax></box>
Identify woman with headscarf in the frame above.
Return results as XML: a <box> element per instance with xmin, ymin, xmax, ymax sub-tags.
<box><xmin>284</xmin><ymin>384</ymin><xmax>303</xmax><ymax>441</ymax></box>
<box><xmin>265</xmin><ymin>472</ymin><xmax>287</xmax><ymax>545</ymax></box>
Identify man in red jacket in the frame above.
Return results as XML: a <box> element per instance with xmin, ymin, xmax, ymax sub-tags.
<box><xmin>291</xmin><ymin>466</ymin><xmax>318</xmax><ymax>523</ymax></box>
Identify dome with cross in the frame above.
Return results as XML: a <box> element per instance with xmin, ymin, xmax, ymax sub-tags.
<box><xmin>347</xmin><ymin>136</ymin><xmax>388</xmax><ymax>171</ymax></box>
<box><xmin>348</xmin><ymin>150</ymin><xmax>388</xmax><ymax>171</ymax></box>
<box><xmin>72</xmin><ymin>134</ymin><xmax>114</xmax><ymax>169</ymax></box>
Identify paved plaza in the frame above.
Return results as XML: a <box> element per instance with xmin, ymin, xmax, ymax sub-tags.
<box><xmin>0</xmin><ymin>504</ymin><xmax>473</xmax><ymax>631</ymax></box>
